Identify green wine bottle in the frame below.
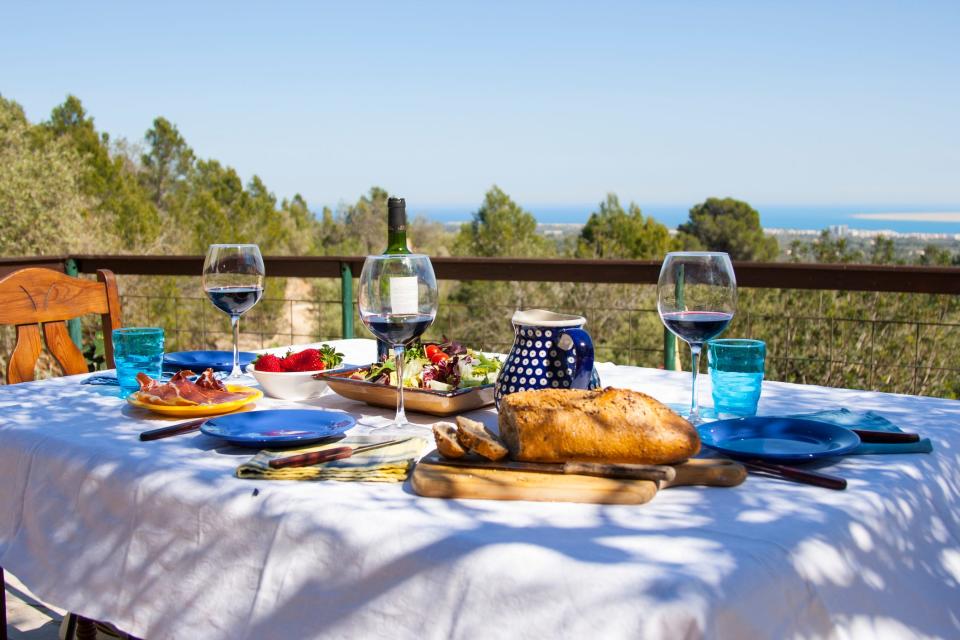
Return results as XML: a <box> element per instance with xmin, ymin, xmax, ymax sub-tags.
<box><xmin>377</xmin><ymin>197</ymin><xmax>413</xmax><ymax>362</ymax></box>
<box><xmin>385</xmin><ymin>197</ymin><xmax>412</xmax><ymax>254</ymax></box>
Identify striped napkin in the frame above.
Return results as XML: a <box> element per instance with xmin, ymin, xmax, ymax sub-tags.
<box><xmin>236</xmin><ymin>436</ymin><xmax>429</xmax><ymax>482</ymax></box>
<box><xmin>791</xmin><ymin>408</ymin><xmax>934</xmax><ymax>455</ymax></box>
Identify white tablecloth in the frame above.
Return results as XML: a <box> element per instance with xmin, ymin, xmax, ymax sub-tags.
<box><xmin>1</xmin><ymin>339</ymin><xmax>958</xmax><ymax>639</ymax></box>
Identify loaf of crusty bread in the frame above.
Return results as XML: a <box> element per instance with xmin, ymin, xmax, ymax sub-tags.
<box><xmin>498</xmin><ymin>387</ymin><xmax>699</xmax><ymax>464</ymax></box>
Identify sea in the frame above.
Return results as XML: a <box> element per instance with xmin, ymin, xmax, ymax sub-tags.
<box><xmin>412</xmin><ymin>204</ymin><xmax>960</xmax><ymax>235</ymax></box>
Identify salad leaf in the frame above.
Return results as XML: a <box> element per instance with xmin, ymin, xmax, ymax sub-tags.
<box><xmin>365</xmin><ymin>359</ymin><xmax>394</xmax><ymax>383</ymax></box>
<box><xmin>405</xmin><ymin>341</ymin><xmax>426</xmax><ymax>361</ymax></box>
<box><xmin>440</xmin><ymin>336</ymin><xmax>467</xmax><ymax>356</ymax></box>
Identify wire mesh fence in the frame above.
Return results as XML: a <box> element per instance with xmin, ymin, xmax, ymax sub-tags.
<box><xmin>107</xmin><ymin>277</ymin><xmax>960</xmax><ymax>399</ymax></box>
<box><xmin>2</xmin><ymin>270</ymin><xmax>958</xmax><ymax>399</ymax></box>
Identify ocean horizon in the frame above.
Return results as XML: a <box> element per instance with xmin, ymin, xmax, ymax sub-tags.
<box><xmin>310</xmin><ymin>202</ymin><xmax>960</xmax><ymax>234</ymax></box>
<box><xmin>414</xmin><ymin>204</ymin><xmax>960</xmax><ymax>234</ymax></box>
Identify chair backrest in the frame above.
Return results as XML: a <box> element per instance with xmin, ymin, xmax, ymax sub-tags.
<box><xmin>0</xmin><ymin>268</ymin><xmax>122</xmax><ymax>384</ymax></box>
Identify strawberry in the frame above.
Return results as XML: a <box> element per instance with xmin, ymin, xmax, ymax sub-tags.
<box><xmin>254</xmin><ymin>354</ymin><xmax>283</xmax><ymax>372</ymax></box>
<box><xmin>280</xmin><ymin>348</ymin><xmax>320</xmax><ymax>372</ymax></box>
<box><xmin>279</xmin><ymin>353</ymin><xmax>300</xmax><ymax>371</ymax></box>
<box><xmin>273</xmin><ymin>346</ymin><xmax>344</xmax><ymax>372</ymax></box>
<box><xmin>296</xmin><ymin>352</ymin><xmax>327</xmax><ymax>372</ymax></box>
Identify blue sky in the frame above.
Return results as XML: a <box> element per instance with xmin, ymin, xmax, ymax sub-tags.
<box><xmin>2</xmin><ymin>1</ymin><xmax>958</xmax><ymax>210</ymax></box>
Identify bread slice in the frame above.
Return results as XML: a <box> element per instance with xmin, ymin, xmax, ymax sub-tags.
<box><xmin>498</xmin><ymin>387</ymin><xmax>699</xmax><ymax>465</ymax></box>
<box><xmin>433</xmin><ymin>422</ymin><xmax>467</xmax><ymax>459</ymax></box>
<box><xmin>455</xmin><ymin>416</ymin><xmax>509</xmax><ymax>461</ymax></box>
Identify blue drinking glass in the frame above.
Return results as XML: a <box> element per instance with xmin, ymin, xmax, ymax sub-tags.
<box><xmin>113</xmin><ymin>328</ymin><xmax>165</xmax><ymax>396</ymax></box>
<box><xmin>708</xmin><ymin>339</ymin><xmax>765</xmax><ymax>417</ymax></box>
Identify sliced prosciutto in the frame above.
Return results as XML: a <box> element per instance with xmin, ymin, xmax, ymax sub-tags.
<box><xmin>132</xmin><ymin>369</ymin><xmax>253</xmax><ymax>406</ymax></box>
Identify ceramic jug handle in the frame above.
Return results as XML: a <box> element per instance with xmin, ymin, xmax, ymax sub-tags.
<box><xmin>559</xmin><ymin>328</ymin><xmax>594</xmax><ymax>389</ymax></box>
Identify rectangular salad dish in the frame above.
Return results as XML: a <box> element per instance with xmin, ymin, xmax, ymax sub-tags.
<box><xmin>315</xmin><ymin>341</ymin><xmax>502</xmax><ymax>416</ymax></box>
<box><xmin>318</xmin><ymin>367</ymin><xmax>495</xmax><ymax>416</ymax></box>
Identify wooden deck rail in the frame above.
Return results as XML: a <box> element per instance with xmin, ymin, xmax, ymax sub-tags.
<box><xmin>2</xmin><ymin>254</ymin><xmax>957</xmax><ymax>294</ymax></box>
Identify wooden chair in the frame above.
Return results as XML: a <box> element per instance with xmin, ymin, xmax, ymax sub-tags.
<box><xmin>0</xmin><ymin>267</ymin><xmax>122</xmax><ymax>640</ymax></box>
<box><xmin>0</xmin><ymin>267</ymin><xmax>122</xmax><ymax>383</ymax></box>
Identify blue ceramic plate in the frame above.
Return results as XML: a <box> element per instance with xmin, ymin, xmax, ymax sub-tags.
<box><xmin>201</xmin><ymin>409</ymin><xmax>356</xmax><ymax>447</ymax></box>
<box><xmin>163</xmin><ymin>350</ymin><xmax>257</xmax><ymax>373</ymax></box>
<box><xmin>697</xmin><ymin>417</ymin><xmax>861</xmax><ymax>462</ymax></box>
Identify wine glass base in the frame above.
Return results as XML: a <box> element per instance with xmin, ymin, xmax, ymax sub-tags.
<box><xmin>224</xmin><ymin>372</ymin><xmax>257</xmax><ymax>387</ymax></box>
<box><xmin>374</xmin><ymin>419</ymin><xmax>433</xmax><ymax>432</ymax></box>
<box><xmin>667</xmin><ymin>403</ymin><xmax>721</xmax><ymax>424</ymax></box>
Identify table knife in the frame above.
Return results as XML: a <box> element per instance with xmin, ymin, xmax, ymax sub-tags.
<box><xmin>139</xmin><ymin>418</ymin><xmax>207</xmax><ymax>441</ymax></box>
<box><xmin>269</xmin><ymin>437</ymin><xmax>414</xmax><ymax>469</ymax></box>
<box><xmin>419</xmin><ymin>452</ymin><xmax>677</xmax><ymax>482</ymax></box>
<box><xmin>851</xmin><ymin>429</ymin><xmax>920</xmax><ymax>444</ymax></box>
<box><xmin>742</xmin><ymin>459</ymin><xmax>847</xmax><ymax>490</ymax></box>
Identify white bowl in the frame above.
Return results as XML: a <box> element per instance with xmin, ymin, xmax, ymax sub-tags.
<box><xmin>245</xmin><ymin>363</ymin><xmax>346</xmax><ymax>401</ymax></box>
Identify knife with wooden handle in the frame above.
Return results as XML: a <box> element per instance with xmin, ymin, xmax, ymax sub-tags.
<box><xmin>269</xmin><ymin>437</ymin><xmax>411</xmax><ymax>469</ymax></box>
<box><xmin>851</xmin><ymin>429</ymin><xmax>920</xmax><ymax>444</ymax></box>
<box><xmin>419</xmin><ymin>452</ymin><xmax>676</xmax><ymax>482</ymax></box>
<box><xmin>660</xmin><ymin>458</ymin><xmax>747</xmax><ymax>488</ymax></box>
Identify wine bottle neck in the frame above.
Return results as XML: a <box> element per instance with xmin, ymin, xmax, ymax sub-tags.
<box><xmin>386</xmin><ymin>196</ymin><xmax>411</xmax><ymax>253</ymax></box>
<box><xmin>386</xmin><ymin>229</ymin><xmax>411</xmax><ymax>254</ymax></box>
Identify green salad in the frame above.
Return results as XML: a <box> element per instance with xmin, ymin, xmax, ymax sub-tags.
<box><xmin>352</xmin><ymin>339</ymin><xmax>502</xmax><ymax>391</ymax></box>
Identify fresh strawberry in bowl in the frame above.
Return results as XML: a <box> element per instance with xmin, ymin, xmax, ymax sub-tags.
<box><xmin>246</xmin><ymin>345</ymin><xmax>346</xmax><ymax>400</ymax></box>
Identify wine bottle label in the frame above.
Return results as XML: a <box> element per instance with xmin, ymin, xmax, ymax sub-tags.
<box><xmin>389</xmin><ymin>277</ymin><xmax>419</xmax><ymax>314</ymax></box>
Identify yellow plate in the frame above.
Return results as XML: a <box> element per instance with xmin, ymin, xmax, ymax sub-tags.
<box><xmin>126</xmin><ymin>385</ymin><xmax>263</xmax><ymax>417</ymax></box>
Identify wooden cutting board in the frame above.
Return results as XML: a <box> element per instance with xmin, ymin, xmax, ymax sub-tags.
<box><xmin>411</xmin><ymin>454</ymin><xmax>747</xmax><ymax>505</ymax></box>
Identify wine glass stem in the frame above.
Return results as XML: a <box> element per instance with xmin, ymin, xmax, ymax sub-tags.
<box><xmin>230</xmin><ymin>314</ymin><xmax>241</xmax><ymax>378</ymax></box>
<box><xmin>689</xmin><ymin>343</ymin><xmax>702</xmax><ymax>423</ymax></box>
<box><xmin>394</xmin><ymin>345</ymin><xmax>407</xmax><ymax>426</ymax></box>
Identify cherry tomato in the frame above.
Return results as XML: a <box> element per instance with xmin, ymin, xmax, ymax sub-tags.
<box><xmin>425</xmin><ymin>345</ymin><xmax>450</xmax><ymax>364</ymax></box>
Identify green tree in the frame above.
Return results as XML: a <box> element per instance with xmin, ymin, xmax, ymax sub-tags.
<box><xmin>869</xmin><ymin>235</ymin><xmax>898</xmax><ymax>264</ymax></box>
<box><xmin>0</xmin><ymin>95</ymin><xmax>93</xmax><ymax>255</ymax></box>
<box><xmin>576</xmin><ymin>193</ymin><xmax>674</xmax><ymax>259</ymax></box>
<box><xmin>45</xmin><ymin>95</ymin><xmax>159</xmax><ymax>248</ymax></box>
<box><xmin>919</xmin><ymin>244</ymin><xmax>956</xmax><ymax>266</ymax></box>
<box><xmin>678</xmin><ymin>197</ymin><xmax>778</xmax><ymax>261</ymax></box>
<box><xmin>452</xmin><ymin>186</ymin><xmax>553</xmax><ymax>257</ymax></box>
<box><xmin>142</xmin><ymin>117</ymin><xmax>194</xmax><ymax>211</ymax></box>
<box><xmin>805</xmin><ymin>230</ymin><xmax>864</xmax><ymax>263</ymax></box>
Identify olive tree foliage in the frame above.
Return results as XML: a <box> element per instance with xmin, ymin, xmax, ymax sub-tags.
<box><xmin>452</xmin><ymin>185</ymin><xmax>554</xmax><ymax>258</ymax></box>
<box><xmin>142</xmin><ymin>117</ymin><xmax>195</xmax><ymax>210</ymax></box>
<box><xmin>0</xmin><ymin>96</ymin><xmax>99</xmax><ymax>378</ymax></box>
<box><xmin>678</xmin><ymin>197</ymin><xmax>779</xmax><ymax>261</ymax></box>
<box><xmin>0</xmin><ymin>95</ymin><xmax>96</xmax><ymax>255</ymax></box>
<box><xmin>576</xmin><ymin>194</ymin><xmax>675</xmax><ymax>260</ymax></box>
<box><xmin>43</xmin><ymin>96</ymin><xmax>158</xmax><ymax>250</ymax></box>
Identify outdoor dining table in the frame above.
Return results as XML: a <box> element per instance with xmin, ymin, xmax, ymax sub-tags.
<box><xmin>1</xmin><ymin>338</ymin><xmax>958</xmax><ymax>639</ymax></box>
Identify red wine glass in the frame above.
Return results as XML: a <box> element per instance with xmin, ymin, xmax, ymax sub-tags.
<box><xmin>657</xmin><ymin>252</ymin><xmax>737</xmax><ymax>424</ymax></box>
<box><xmin>358</xmin><ymin>254</ymin><xmax>438</xmax><ymax>429</ymax></box>
<box><xmin>202</xmin><ymin>244</ymin><xmax>265</xmax><ymax>382</ymax></box>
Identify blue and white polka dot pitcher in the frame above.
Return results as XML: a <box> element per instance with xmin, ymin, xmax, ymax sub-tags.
<box><xmin>494</xmin><ymin>309</ymin><xmax>599</xmax><ymax>408</ymax></box>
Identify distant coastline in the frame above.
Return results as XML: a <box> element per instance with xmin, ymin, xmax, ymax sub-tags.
<box><xmin>410</xmin><ymin>204</ymin><xmax>960</xmax><ymax>235</ymax></box>
<box><xmin>851</xmin><ymin>212</ymin><xmax>960</xmax><ymax>223</ymax></box>
<box><xmin>312</xmin><ymin>201</ymin><xmax>960</xmax><ymax>235</ymax></box>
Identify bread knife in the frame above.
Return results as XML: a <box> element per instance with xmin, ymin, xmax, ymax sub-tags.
<box><xmin>419</xmin><ymin>452</ymin><xmax>676</xmax><ymax>482</ymax></box>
